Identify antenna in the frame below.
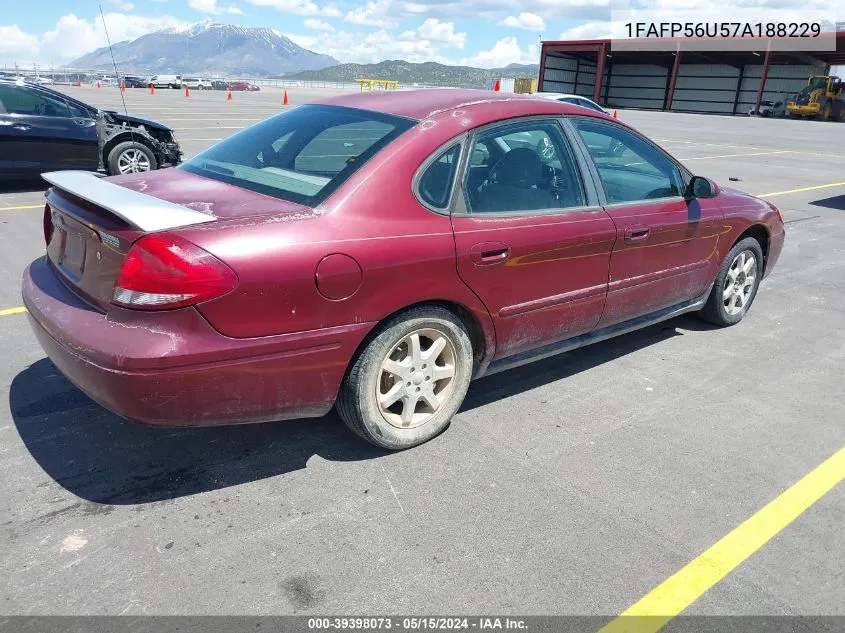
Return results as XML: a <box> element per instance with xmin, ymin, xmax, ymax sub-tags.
<box><xmin>99</xmin><ymin>4</ymin><xmax>130</xmax><ymax>117</ymax></box>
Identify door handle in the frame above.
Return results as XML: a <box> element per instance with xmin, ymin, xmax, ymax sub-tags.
<box><xmin>73</xmin><ymin>118</ymin><xmax>92</xmax><ymax>126</ymax></box>
<box><xmin>12</xmin><ymin>123</ymin><xmax>31</xmax><ymax>131</ymax></box>
<box><xmin>624</xmin><ymin>225</ymin><xmax>650</xmax><ymax>243</ymax></box>
<box><xmin>470</xmin><ymin>242</ymin><xmax>511</xmax><ymax>265</ymax></box>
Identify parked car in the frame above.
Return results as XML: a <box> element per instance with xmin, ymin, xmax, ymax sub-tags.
<box><xmin>147</xmin><ymin>74</ymin><xmax>182</xmax><ymax>89</ymax></box>
<box><xmin>22</xmin><ymin>89</ymin><xmax>784</xmax><ymax>449</ymax></box>
<box><xmin>746</xmin><ymin>99</ymin><xmax>787</xmax><ymax>117</ymax></box>
<box><xmin>0</xmin><ymin>78</ymin><xmax>181</xmax><ymax>179</ymax></box>
<box><xmin>122</xmin><ymin>75</ymin><xmax>148</xmax><ymax>88</ymax></box>
<box><xmin>25</xmin><ymin>75</ymin><xmax>53</xmax><ymax>85</ymax></box>
<box><xmin>211</xmin><ymin>80</ymin><xmax>230</xmax><ymax>91</ymax></box>
<box><xmin>182</xmin><ymin>77</ymin><xmax>213</xmax><ymax>90</ymax></box>
<box><xmin>229</xmin><ymin>81</ymin><xmax>260</xmax><ymax>91</ymax></box>
<box><xmin>535</xmin><ymin>92</ymin><xmax>610</xmax><ymax>114</ymax></box>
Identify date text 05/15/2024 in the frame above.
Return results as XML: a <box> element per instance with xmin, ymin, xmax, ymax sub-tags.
<box><xmin>307</xmin><ymin>617</ymin><xmax>528</xmax><ymax>630</ymax></box>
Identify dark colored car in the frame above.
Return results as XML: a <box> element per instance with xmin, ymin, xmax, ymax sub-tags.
<box><xmin>122</xmin><ymin>75</ymin><xmax>148</xmax><ymax>88</ymax></box>
<box><xmin>211</xmin><ymin>80</ymin><xmax>230</xmax><ymax>91</ymax></box>
<box><xmin>22</xmin><ymin>89</ymin><xmax>785</xmax><ymax>449</ymax></box>
<box><xmin>0</xmin><ymin>79</ymin><xmax>181</xmax><ymax>179</ymax></box>
<box><xmin>228</xmin><ymin>81</ymin><xmax>260</xmax><ymax>91</ymax></box>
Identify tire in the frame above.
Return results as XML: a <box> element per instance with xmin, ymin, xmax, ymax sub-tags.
<box><xmin>107</xmin><ymin>141</ymin><xmax>157</xmax><ymax>176</ymax></box>
<box><xmin>336</xmin><ymin>306</ymin><xmax>474</xmax><ymax>450</ymax></box>
<box><xmin>699</xmin><ymin>237</ymin><xmax>764</xmax><ymax>327</ymax></box>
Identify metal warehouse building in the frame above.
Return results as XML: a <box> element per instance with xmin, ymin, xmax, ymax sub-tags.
<box><xmin>538</xmin><ymin>33</ymin><xmax>845</xmax><ymax>114</ymax></box>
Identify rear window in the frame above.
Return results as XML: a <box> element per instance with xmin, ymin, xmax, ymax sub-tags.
<box><xmin>181</xmin><ymin>104</ymin><xmax>416</xmax><ymax>205</ymax></box>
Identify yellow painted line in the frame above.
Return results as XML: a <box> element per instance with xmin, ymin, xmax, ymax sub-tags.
<box><xmin>757</xmin><ymin>182</ymin><xmax>845</xmax><ymax>198</ymax></box>
<box><xmin>599</xmin><ymin>446</ymin><xmax>845</xmax><ymax>633</ymax></box>
<box><xmin>1</xmin><ymin>204</ymin><xmax>43</xmax><ymax>211</ymax></box>
<box><xmin>0</xmin><ymin>306</ymin><xmax>27</xmax><ymax>316</ymax></box>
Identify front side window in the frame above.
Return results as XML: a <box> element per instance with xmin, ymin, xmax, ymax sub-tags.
<box><xmin>417</xmin><ymin>144</ymin><xmax>460</xmax><ymax>209</ymax></box>
<box><xmin>0</xmin><ymin>84</ymin><xmax>71</xmax><ymax>117</ymax></box>
<box><xmin>465</xmin><ymin>120</ymin><xmax>586</xmax><ymax>214</ymax></box>
<box><xmin>573</xmin><ymin>119</ymin><xmax>684</xmax><ymax>204</ymax></box>
<box><xmin>181</xmin><ymin>105</ymin><xmax>415</xmax><ymax>205</ymax></box>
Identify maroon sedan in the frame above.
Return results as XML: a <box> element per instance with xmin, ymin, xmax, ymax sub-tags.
<box><xmin>22</xmin><ymin>89</ymin><xmax>785</xmax><ymax>449</ymax></box>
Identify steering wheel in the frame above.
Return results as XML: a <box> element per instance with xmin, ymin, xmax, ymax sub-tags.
<box><xmin>537</xmin><ymin>136</ymin><xmax>556</xmax><ymax>160</ymax></box>
<box><xmin>609</xmin><ymin>139</ymin><xmax>626</xmax><ymax>157</ymax></box>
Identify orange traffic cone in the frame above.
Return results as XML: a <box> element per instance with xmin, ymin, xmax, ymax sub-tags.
<box><xmin>96</xmin><ymin>80</ymin><xmax>101</xmax><ymax>89</ymax></box>
<box><xmin>227</xmin><ymin>88</ymin><xmax>232</xmax><ymax>101</ymax></box>
<box><xmin>75</xmin><ymin>79</ymin><xmax>81</xmax><ymax>87</ymax></box>
<box><xmin>150</xmin><ymin>83</ymin><xmax>155</xmax><ymax>95</ymax></box>
<box><xmin>493</xmin><ymin>79</ymin><xmax>500</xmax><ymax>92</ymax></box>
<box><xmin>185</xmin><ymin>85</ymin><xmax>190</xmax><ymax>97</ymax></box>
<box><xmin>120</xmin><ymin>80</ymin><xmax>125</xmax><ymax>92</ymax></box>
<box><xmin>283</xmin><ymin>89</ymin><xmax>289</xmax><ymax>106</ymax></box>
<box><xmin>613</xmin><ymin>110</ymin><xmax>618</xmax><ymax>118</ymax></box>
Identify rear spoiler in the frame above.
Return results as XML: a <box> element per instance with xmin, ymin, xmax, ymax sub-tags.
<box><xmin>41</xmin><ymin>171</ymin><xmax>216</xmax><ymax>233</ymax></box>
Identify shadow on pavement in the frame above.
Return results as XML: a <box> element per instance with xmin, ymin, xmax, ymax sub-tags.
<box><xmin>10</xmin><ymin>315</ymin><xmax>707</xmax><ymax>506</ymax></box>
<box><xmin>0</xmin><ymin>177</ymin><xmax>47</xmax><ymax>195</ymax></box>
<box><xmin>809</xmin><ymin>195</ymin><xmax>845</xmax><ymax>211</ymax></box>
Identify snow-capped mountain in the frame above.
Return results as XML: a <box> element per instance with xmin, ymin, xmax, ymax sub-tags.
<box><xmin>68</xmin><ymin>19</ymin><xmax>339</xmax><ymax>77</ymax></box>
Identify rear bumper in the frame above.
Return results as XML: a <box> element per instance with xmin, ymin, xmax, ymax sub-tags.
<box><xmin>22</xmin><ymin>256</ymin><xmax>373</xmax><ymax>427</ymax></box>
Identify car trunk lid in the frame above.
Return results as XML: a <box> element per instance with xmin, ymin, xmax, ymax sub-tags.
<box><xmin>42</xmin><ymin>169</ymin><xmax>314</xmax><ymax>312</ymax></box>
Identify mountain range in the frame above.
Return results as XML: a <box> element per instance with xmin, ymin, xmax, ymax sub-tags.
<box><xmin>68</xmin><ymin>20</ymin><xmax>339</xmax><ymax>77</ymax></box>
<box><xmin>288</xmin><ymin>61</ymin><xmax>540</xmax><ymax>88</ymax></box>
<box><xmin>67</xmin><ymin>20</ymin><xmax>540</xmax><ymax>86</ymax></box>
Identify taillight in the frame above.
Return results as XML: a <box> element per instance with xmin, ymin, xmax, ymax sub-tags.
<box><xmin>43</xmin><ymin>205</ymin><xmax>54</xmax><ymax>246</ymax></box>
<box><xmin>113</xmin><ymin>234</ymin><xmax>238</xmax><ymax>310</ymax></box>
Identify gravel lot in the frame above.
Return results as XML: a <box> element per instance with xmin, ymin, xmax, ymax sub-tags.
<box><xmin>1</xmin><ymin>85</ymin><xmax>843</xmax><ymax>618</ymax></box>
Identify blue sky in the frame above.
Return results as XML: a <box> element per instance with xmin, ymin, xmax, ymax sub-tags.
<box><xmin>1</xmin><ymin>0</ymin><xmax>843</xmax><ymax>69</ymax></box>
<box><xmin>0</xmin><ymin>0</ymin><xmax>625</xmax><ymax>68</ymax></box>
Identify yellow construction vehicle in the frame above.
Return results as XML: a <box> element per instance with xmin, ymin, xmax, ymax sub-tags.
<box><xmin>786</xmin><ymin>75</ymin><xmax>844</xmax><ymax>121</ymax></box>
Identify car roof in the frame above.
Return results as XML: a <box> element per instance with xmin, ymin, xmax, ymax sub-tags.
<box><xmin>315</xmin><ymin>88</ymin><xmax>608</xmax><ymax>122</ymax></box>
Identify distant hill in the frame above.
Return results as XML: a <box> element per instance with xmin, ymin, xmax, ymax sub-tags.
<box><xmin>68</xmin><ymin>19</ymin><xmax>339</xmax><ymax>77</ymax></box>
<box><xmin>288</xmin><ymin>60</ymin><xmax>540</xmax><ymax>88</ymax></box>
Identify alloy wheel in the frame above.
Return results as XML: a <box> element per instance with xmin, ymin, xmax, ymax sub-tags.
<box><xmin>376</xmin><ymin>328</ymin><xmax>457</xmax><ymax>429</ymax></box>
<box><xmin>117</xmin><ymin>148</ymin><xmax>151</xmax><ymax>174</ymax></box>
<box><xmin>723</xmin><ymin>250</ymin><xmax>757</xmax><ymax>316</ymax></box>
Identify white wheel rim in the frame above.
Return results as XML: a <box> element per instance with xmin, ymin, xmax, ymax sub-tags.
<box><xmin>723</xmin><ymin>250</ymin><xmax>758</xmax><ymax>316</ymax></box>
<box><xmin>376</xmin><ymin>328</ymin><xmax>457</xmax><ymax>429</ymax></box>
<box><xmin>117</xmin><ymin>148</ymin><xmax>151</xmax><ymax>174</ymax></box>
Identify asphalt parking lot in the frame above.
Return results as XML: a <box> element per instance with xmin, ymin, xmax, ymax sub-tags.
<box><xmin>1</xmin><ymin>85</ymin><xmax>843</xmax><ymax>621</ymax></box>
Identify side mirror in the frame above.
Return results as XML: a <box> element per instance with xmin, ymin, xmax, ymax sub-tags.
<box><xmin>687</xmin><ymin>175</ymin><xmax>717</xmax><ymax>199</ymax></box>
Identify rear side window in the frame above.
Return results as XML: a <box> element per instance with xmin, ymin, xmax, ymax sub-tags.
<box><xmin>181</xmin><ymin>105</ymin><xmax>415</xmax><ymax>205</ymax></box>
<box><xmin>417</xmin><ymin>144</ymin><xmax>460</xmax><ymax>209</ymax></box>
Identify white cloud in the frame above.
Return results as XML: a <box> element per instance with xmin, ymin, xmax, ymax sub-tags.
<box><xmin>109</xmin><ymin>0</ymin><xmax>136</xmax><ymax>10</ymax></box>
<box><xmin>345</xmin><ymin>0</ymin><xmax>397</xmax><ymax>28</ymax></box>
<box><xmin>0</xmin><ymin>25</ymin><xmax>40</xmax><ymax>62</ymax></box>
<box><xmin>460</xmin><ymin>37</ymin><xmax>538</xmax><ymax>68</ymax></box>
<box><xmin>188</xmin><ymin>0</ymin><xmax>243</xmax><ymax>14</ymax></box>
<box><xmin>500</xmin><ymin>12</ymin><xmax>545</xmax><ymax>32</ymax></box>
<box><xmin>304</xmin><ymin>18</ymin><xmax>335</xmax><ymax>31</ymax></box>
<box><xmin>246</xmin><ymin>0</ymin><xmax>337</xmax><ymax>16</ymax></box>
<box><xmin>0</xmin><ymin>12</ymin><xmax>189</xmax><ymax>65</ymax></box>
<box><xmin>285</xmin><ymin>28</ymin><xmax>459</xmax><ymax>64</ymax></box>
<box><xmin>399</xmin><ymin>18</ymin><xmax>466</xmax><ymax>48</ymax></box>
<box><xmin>559</xmin><ymin>21</ymin><xmax>613</xmax><ymax>39</ymax></box>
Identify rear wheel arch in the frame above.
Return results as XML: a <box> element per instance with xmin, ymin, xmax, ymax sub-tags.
<box><xmin>344</xmin><ymin>300</ymin><xmax>491</xmax><ymax>383</ymax></box>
